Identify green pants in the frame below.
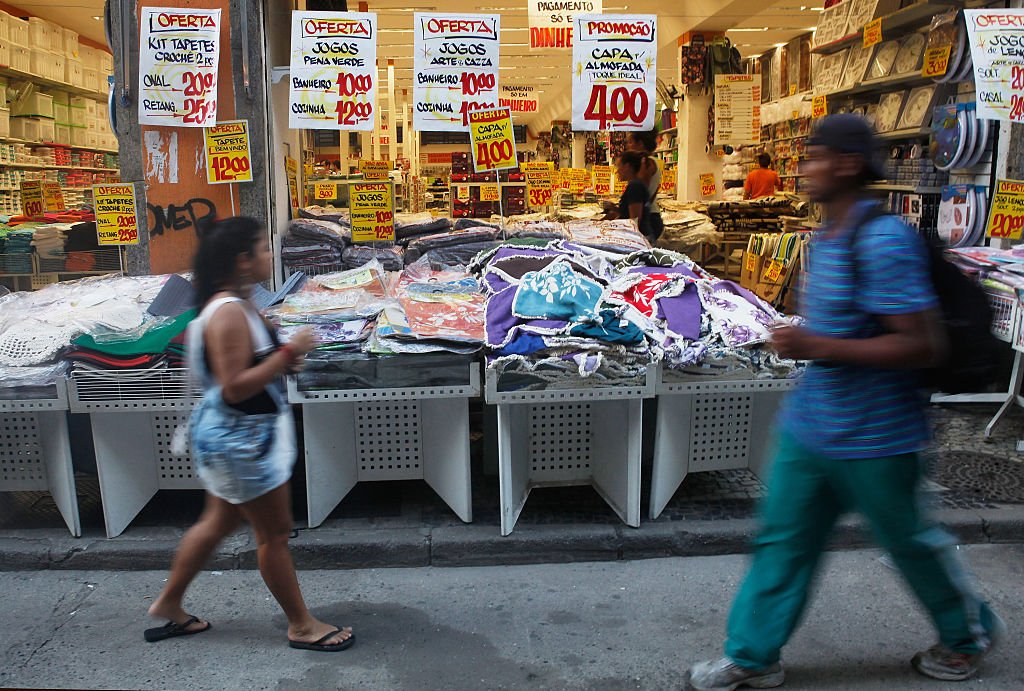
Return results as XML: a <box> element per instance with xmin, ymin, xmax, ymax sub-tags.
<box><xmin>725</xmin><ymin>430</ymin><xmax>996</xmax><ymax>669</ymax></box>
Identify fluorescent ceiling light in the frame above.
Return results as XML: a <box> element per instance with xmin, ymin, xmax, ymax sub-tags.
<box><xmin>727</xmin><ymin>27</ymin><xmax>768</xmax><ymax>32</ymax></box>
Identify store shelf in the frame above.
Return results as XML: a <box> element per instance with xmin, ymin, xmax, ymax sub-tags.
<box><xmin>876</xmin><ymin>126</ymin><xmax>932</xmax><ymax>141</ymax></box>
<box><xmin>0</xmin><ymin>162</ymin><xmax>117</xmax><ymax>172</ymax></box>
<box><xmin>827</xmin><ymin>71</ymin><xmax>933</xmax><ymax>99</ymax></box>
<box><xmin>449</xmin><ymin>182</ymin><xmax>526</xmax><ymax>187</ymax></box>
<box><xmin>812</xmin><ymin>2</ymin><xmax>954</xmax><ymax>55</ymax></box>
<box><xmin>867</xmin><ymin>183</ymin><xmax>944</xmax><ymax>193</ymax></box>
<box><xmin>0</xmin><ymin>65</ymin><xmax>109</xmax><ymax>102</ymax></box>
<box><xmin>0</xmin><ymin>137</ymin><xmax>119</xmax><ymax>155</ymax></box>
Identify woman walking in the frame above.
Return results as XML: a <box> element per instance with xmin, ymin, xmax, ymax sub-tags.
<box><xmin>608</xmin><ymin>150</ymin><xmax>654</xmax><ymax>241</ymax></box>
<box><xmin>144</xmin><ymin>217</ymin><xmax>354</xmax><ymax>652</ymax></box>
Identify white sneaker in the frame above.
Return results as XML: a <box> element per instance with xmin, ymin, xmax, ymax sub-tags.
<box><xmin>684</xmin><ymin>658</ymin><xmax>785</xmax><ymax>690</ymax></box>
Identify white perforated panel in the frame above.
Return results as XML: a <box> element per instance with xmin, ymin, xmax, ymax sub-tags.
<box><xmin>355</xmin><ymin>402</ymin><xmax>423</xmax><ymax>481</ymax></box>
<box><xmin>689</xmin><ymin>394</ymin><xmax>753</xmax><ymax>472</ymax></box>
<box><xmin>152</xmin><ymin>412</ymin><xmax>201</xmax><ymax>489</ymax></box>
<box><xmin>0</xmin><ymin>413</ymin><xmax>48</xmax><ymax>490</ymax></box>
<box><xmin>529</xmin><ymin>403</ymin><xmax>593</xmax><ymax>481</ymax></box>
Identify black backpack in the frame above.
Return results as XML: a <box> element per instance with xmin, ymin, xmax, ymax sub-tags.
<box><xmin>852</xmin><ymin>208</ymin><xmax>1001</xmax><ymax>394</ymax></box>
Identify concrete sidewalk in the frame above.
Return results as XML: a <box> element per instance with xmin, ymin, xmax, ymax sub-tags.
<box><xmin>1</xmin><ymin>546</ymin><xmax>1022</xmax><ymax>690</ymax></box>
<box><xmin>1</xmin><ymin>404</ymin><xmax>1023</xmax><ymax>571</ymax></box>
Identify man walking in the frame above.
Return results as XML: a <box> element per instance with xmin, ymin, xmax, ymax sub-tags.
<box><xmin>684</xmin><ymin>115</ymin><xmax>1003</xmax><ymax>690</ymax></box>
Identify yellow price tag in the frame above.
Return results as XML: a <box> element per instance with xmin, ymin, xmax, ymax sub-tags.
<box><xmin>699</xmin><ymin>173</ymin><xmax>717</xmax><ymax>197</ymax></box>
<box><xmin>468</xmin><ymin>107</ymin><xmax>518</xmax><ymax>173</ymax></box>
<box><xmin>204</xmin><ymin>120</ymin><xmax>253</xmax><ymax>184</ymax></box>
<box><xmin>349</xmin><ymin>182</ymin><xmax>395</xmax><ymax>242</ymax></box>
<box><xmin>764</xmin><ymin>260</ymin><xmax>784</xmax><ymax>283</ymax></box>
<box><xmin>986</xmin><ymin>179</ymin><xmax>1024</xmax><ymax>240</ymax></box>
<box><xmin>42</xmin><ymin>182</ymin><xmax>65</xmax><ymax>212</ymax></box>
<box><xmin>456</xmin><ymin>185</ymin><xmax>470</xmax><ymax>202</ymax></box>
<box><xmin>863</xmin><ymin>18</ymin><xmax>882</xmax><ymax>48</ymax></box>
<box><xmin>359</xmin><ymin>159</ymin><xmax>389</xmax><ymax>180</ymax></box>
<box><xmin>480</xmin><ymin>184</ymin><xmax>501</xmax><ymax>202</ymax></box>
<box><xmin>20</xmin><ymin>181</ymin><xmax>44</xmax><ymax>217</ymax></box>
<box><xmin>789</xmin><ymin>84</ymin><xmax>797</xmax><ymax>97</ymax></box>
<box><xmin>314</xmin><ymin>182</ymin><xmax>337</xmax><ymax>200</ymax></box>
<box><xmin>745</xmin><ymin>253</ymin><xmax>757</xmax><ymax>273</ymax></box>
<box><xmin>93</xmin><ymin>184</ymin><xmax>140</xmax><ymax>245</ymax></box>
<box><xmin>922</xmin><ymin>45</ymin><xmax>952</xmax><ymax>78</ymax></box>
<box><xmin>812</xmin><ymin>94</ymin><xmax>828</xmax><ymax>118</ymax></box>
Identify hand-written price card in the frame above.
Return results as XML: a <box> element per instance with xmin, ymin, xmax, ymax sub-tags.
<box><xmin>350</xmin><ymin>182</ymin><xmax>395</xmax><ymax>242</ymax></box>
<box><xmin>93</xmin><ymin>184</ymin><xmax>140</xmax><ymax>245</ymax></box>
<box><xmin>204</xmin><ymin>120</ymin><xmax>253</xmax><ymax>184</ymax></box>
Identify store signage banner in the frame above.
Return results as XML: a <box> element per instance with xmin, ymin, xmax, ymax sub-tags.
<box><xmin>413</xmin><ymin>14</ymin><xmax>501</xmax><ymax>132</ymax></box>
<box><xmin>42</xmin><ymin>182</ymin><xmax>66</xmax><ymax>213</ymax></box>
<box><xmin>986</xmin><ymin>179</ymin><xmax>1024</xmax><ymax>239</ymax></box>
<box><xmin>593</xmin><ymin>164</ymin><xmax>612</xmax><ymax>195</ymax></box>
<box><xmin>289</xmin><ymin>11</ymin><xmax>377</xmax><ymax>131</ymax></box>
<box><xmin>138</xmin><ymin>7</ymin><xmax>221</xmax><ymax>127</ymax></box>
<box><xmin>468</xmin><ymin>107</ymin><xmax>518</xmax><ymax>173</ymax></box>
<box><xmin>350</xmin><ymin>182</ymin><xmax>395</xmax><ymax>242</ymax></box>
<box><xmin>714</xmin><ymin>74</ymin><xmax>762</xmax><ymax>146</ymax></box>
<box><xmin>93</xmin><ymin>184</ymin><xmax>140</xmax><ymax>245</ymax></box>
<box><xmin>359</xmin><ymin>160</ymin><xmax>390</xmax><ymax>180</ymax></box>
<box><xmin>964</xmin><ymin>9</ymin><xmax>1024</xmax><ymax>121</ymax></box>
<box><xmin>529</xmin><ymin>0</ymin><xmax>602</xmax><ymax>49</ymax></box>
<box><xmin>19</xmin><ymin>181</ymin><xmax>43</xmax><ymax>217</ymax></box>
<box><xmin>571</xmin><ymin>15</ymin><xmax>657</xmax><ymax>131</ymax></box>
<box><xmin>499</xmin><ymin>85</ymin><xmax>541</xmax><ymax>113</ymax></box>
<box><xmin>524</xmin><ymin>162</ymin><xmax>554</xmax><ymax>206</ymax></box>
<box><xmin>204</xmin><ymin>120</ymin><xmax>252</xmax><ymax>184</ymax></box>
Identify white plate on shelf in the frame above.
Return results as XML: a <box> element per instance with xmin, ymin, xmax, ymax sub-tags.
<box><xmin>967</xmin><ymin>186</ymin><xmax>987</xmax><ymax>247</ymax></box>
<box><xmin>963</xmin><ymin>116</ymin><xmax>990</xmax><ymax>169</ymax></box>
<box><xmin>957</xmin><ymin>112</ymin><xmax>977</xmax><ymax>170</ymax></box>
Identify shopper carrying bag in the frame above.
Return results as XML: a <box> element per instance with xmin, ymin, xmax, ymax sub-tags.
<box><xmin>144</xmin><ymin>217</ymin><xmax>354</xmax><ymax>653</ymax></box>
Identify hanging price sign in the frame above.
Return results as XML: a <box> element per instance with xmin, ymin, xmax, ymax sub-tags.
<box><xmin>350</xmin><ymin>182</ymin><xmax>395</xmax><ymax>242</ymax></box>
<box><xmin>314</xmin><ymin>182</ymin><xmax>337</xmax><ymax>200</ymax></box>
<box><xmin>570</xmin><ymin>168</ymin><xmax>591</xmax><ymax>194</ymax></box>
<box><xmin>468</xmin><ymin>107</ymin><xmax>518</xmax><ymax>173</ymax></box>
<box><xmin>42</xmin><ymin>182</ymin><xmax>65</xmax><ymax>212</ymax></box>
<box><xmin>414</xmin><ymin>13</ymin><xmax>500</xmax><ymax>131</ymax></box>
<box><xmin>812</xmin><ymin>94</ymin><xmax>828</xmax><ymax>118</ymax></box>
<box><xmin>138</xmin><ymin>8</ymin><xmax>221</xmax><ymax>127</ymax></box>
<box><xmin>863</xmin><ymin>18</ymin><xmax>882</xmax><ymax>48</ymax></box>
<box><xmin>204</xmin><ymin>120</ymin><xmax>253</xmax><ymax>184</ymax></box>
<box><xmin>922</xmin><ymin>45</ymin><xmax>952</xmax><ymax>78</ymax></box>
<box><xmin>559</xmin><ymin>168</ymin><xmax>573</xmax><ymax>190</ymax></box>
<box><xmin>986</xmin><ymin>178</ymin><xmax>1024</xmax><ymax>240</ymax></box>
<box><xmin>456</xmin><ymin>185</ymin><xmax>470</xmax><ymax>201</ymax></box>
<box><xmin>593</xmin><ymin>165</ymin><xmax>612</xmax><ymax>195</ymax></box>
<box><xmin>699</xmin><ymin>173</ymin><xmax>717</xmax><ymax>197</ymax></box>
<box><xmin>93</xmin><ymin>184</ymin><xmax>140</xmax><ymax>245</ymax></box>
<box><xmin>480</xmin><ymin>184</ymin><xmax>501</xmax><ymax>202</ymax></box>
<box><xmin>524</xmin><ymin>162</ymin><xmax>554</xmax><ymax>207</ymax></box>
<box><xmin>359</xmin><ymin>159</ymin><xmax>389</xmax><ymax>180</ymax></box>
<box><xmin>572</xmin><ymin>15</ymin><xmax>657</xmax><ymax>131</ymax></box>
<box><xmin>289</xmin><ymin>12</ymin><xmax>378</xmax><ymax>131</ymax></box>
<box><xmin>20</xmin><ymin>181</ymin><xmax>44</xmax><ymax>217</ymax></box>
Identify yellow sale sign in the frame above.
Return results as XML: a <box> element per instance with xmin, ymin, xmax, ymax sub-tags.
<box><xmin>524</xmin><ymin>162</ymin><xmax>554</xmax><ymax>207</ymax></box>
<box><xmin>314</xmin><ymin>182</ymin><xmax>337</xmax><ymax>201</ymax></box>
<box><xmin>569</xmin><ymin>168</ymin><xmax>590</xmax><ymax>194</ymax></box>
<box><xmin>359</xmin><ymin>159</ymin><xmax>389</xmax><ymax>180</ymax></box>
<box><xmin>20</xmin><ymin>181</ymin><xmax>44</xmax><ymax>217</ymax></box>
<box><xmin>593</xmin><ymin>165</ymin><xmax>612</xmax><ymax>195</ymax></box>
<box><xmin>481</xmin><ymin>184</ymin><xmax>501</xmax><ymax>202</ymax></box>
<box><xmin>699</xmin><ymin>172</ymin><xmax>717</xmax><ymax>197</ymax></box>
<box><xmin>93</xmin><ymin>184</ymin><xmax>140</xmax><ymax>245</ymax></box>
<box><xmin>863</xmin><ymin>18</ymin><xmax>882</xmax><ymax>48</ymax></box>
<box><xmin>42</xmin><ymin>182</ymin><xmax>65</xmax><ymax>212</ymax></box>
<box><xmin>812</xmin><ymin>94</ymin><xmax>828</xmax><ymax>118</ymax></box>
<box><xmin>986</xmin><ymin>178</ymin><xmax>1024</xmax><ymax>240</ymax></box>
<box><xmin>922</xmin><ymin>45</ymin><xmax>952</xmax><ymax>78</ymax></box>
<box><xmin>204</xmin><ymin>120</ymin><xmax>253</xmax><ymax>184</ymax></box>
<box><xmin>468</xmin><ymin>107</ymin><xmax>518</xmax><ymax>173</ymax></box>
<box><xmin>350</xmin><ymin>182</ymin><xmax>395</xmax><ymax>242</ymax></box>
<box><xmin>659</xmin><ymin>166</ymin><xmax>677</xmax><ymax>195</ymax></box>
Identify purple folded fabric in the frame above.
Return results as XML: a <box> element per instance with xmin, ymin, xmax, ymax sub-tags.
<box><xmin>628</xmin><ymin>265</ymin><xmax>700</xmax><ymax>280</ymax></box>
<box><xmin>658</xmin><ymin>283</ymin><xmax>702</xmax><ymax>341</ymax></box>
<box><xmin>485</xmin><ymin>286</ymin><xmax>569</xmax><ymax>347</ymax></box>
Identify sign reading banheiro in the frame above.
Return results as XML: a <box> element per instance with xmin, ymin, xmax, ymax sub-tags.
<box><xmin>138</xmin><ymin>8</ymin><xmax>221</xmax><ymax>127</ymax></box>
<box><xmin>414</xmin><ymin>14</ymin><xmax>501</xmax><ymax>132</ymax></box>
<box><xmin>500</xmin><ymin>85</ymin><xmax>540</xmax><ymax>113</ymax></box>
<box><xmin>289</xmin><ymin>11</ymin><xmax>378</xmax><ymax>131</ymax></box>
<box><xmin>571</xmin><ymin>15</ymin><xmax>657</xmax><ymax>131</ymax></box>
<box><xmin>529</xmin><ymin>0</ymin><xmax>602</xmax><ymax>49</ymax></box>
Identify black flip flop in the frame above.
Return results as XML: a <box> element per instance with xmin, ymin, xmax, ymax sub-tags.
<box><xmin>289</xmin><ymin>629</ymin><xmax>355</xmax><ymax>652</ymax></box>
<box><xmin>144</xmin><ymin>615</ymin><xmax>211</xmax><ymax>643</ymax></box>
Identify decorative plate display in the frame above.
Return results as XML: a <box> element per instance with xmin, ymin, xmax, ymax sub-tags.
<box><xmin>937</xmin><ymin>184</ymin><xmax>974</xmax><ymax>248</ymax></box>
<box><xmin>817</xmin><ymin>50</ymin><xmax>849</xmax><ymax>92</ymax></box>
<box><xmin>869</xmin><ymin>40</ymin><xmax>900</xmax><ymax>79</ymax></box>
<box><xmin>846</xmin><ymin>0</ymin><xmax>880</xmax><ymax>34</ymax></box>
<box><xmin>875</xmin><ymin>91</ymin><xmax>905</xmax><ymax>132</ymax></box>
<box><xmin>963</xmin><ymin>114</ymin><xmax>990</xmax><ymax>168</ymax></box>
<box><xmin>893</xmin><ymin>33</ymin><xmax>926</xmax><ymax>75</ymax></box>
<box><xmin>841</xmin><ymin>42</ymin><xmax>875</xmax><ymax>90</ymax></box>
<box><xmin>898</xmin><ymin>85</ymin><xmax>937</xmax><ymax>130</ymax></box>
<box><xmin>930</xmin><ymin>103</ymin><xmax>965</xmax><ymax>170</ymax></box>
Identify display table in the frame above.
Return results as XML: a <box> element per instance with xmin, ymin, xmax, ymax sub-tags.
<box><xmin>0</xmin><ymin>379</ymin><xmax>80</xmax><ymax>536</ymax></box>
<box><xmin>650</xmin><ymin>368</ymin><xmax>797</xmax><ymax>520</ymax></box>
<box><xmin>485</xmin><ymin>368</ymin><xmax>655</xmax><ymax>535</ymax></box>
<box><xmin>69</xmin><ymin>369</ymin><xmax>200</xmax><ymax>538</ymax></box>
<box><xmin>287</xmin><ymin>355</ymin><xmax>480</xmax><ymax>527</ymax></box>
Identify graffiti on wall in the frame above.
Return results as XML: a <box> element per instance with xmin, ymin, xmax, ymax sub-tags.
<box><xmin>147</xmin><ymin>198</ymin><xmax>217</xmax><ymax>237</ymax></box>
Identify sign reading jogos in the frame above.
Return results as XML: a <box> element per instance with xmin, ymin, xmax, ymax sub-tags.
<box><xmin>414</xmin><ymin>14</ymin><xmax>500</xmax><ymax>131</ymax></box>
<box><xmin>571</xmin><ymin>15</ymin><xmax>657</xmax><ymax>131</ymax></box>
<box><xmin>139</xmin><ymin>8</ymin><xmax>221</xmax><ymax>127</ymax></box>
<box><xmin>528</xmin><ymin>0</ymin><xmax>602</xmax><ymax>49</ymax></box>
<box><xmin>289</xmin><ymin>11</ymin><xmax>378</xmax><ymax>131</ymax></box>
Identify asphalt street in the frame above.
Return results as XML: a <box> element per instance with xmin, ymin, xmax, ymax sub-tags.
<box><xmin>1</xmin><ymin>545</ymin><xmax>1021</xmax><ymax>690</ymax></box>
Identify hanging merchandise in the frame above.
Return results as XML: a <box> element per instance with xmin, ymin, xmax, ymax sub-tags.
<box><xmin>138</xmin><ymin>7</ymin><xmax>221</xmax><ymax>127</ymax></box>
<box><xmin>930</xmin><ymin>103</ymin><xmax>983</xmax><ymax>171</ymax></box>
<box><xmin>926</xmin><ymin>11</ymin><xmax>964</xmax><ymax>84</ymax></box>
<box><xmin>679</xmin><ymin>34</ymin><xmax>707</xmax><ymax>88</ymax></box>
<box><xmin>413</xmin><ymin>14</ymin><xmax>501</xmax><ymax>131</ymax></box>
<box><xmin>571</xmin><ymin>15</ymin><xmax>657</xmax><ymax>131</ymax></box>
<box><xmin>288</xmin><ymin>12</ymin><xmax>378</xmax><ymax>131</ymax></box>
<box><xmin>937</xmin><ymin>184</ymin><xmax>977</xmax><ymax>247</ymax></box>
